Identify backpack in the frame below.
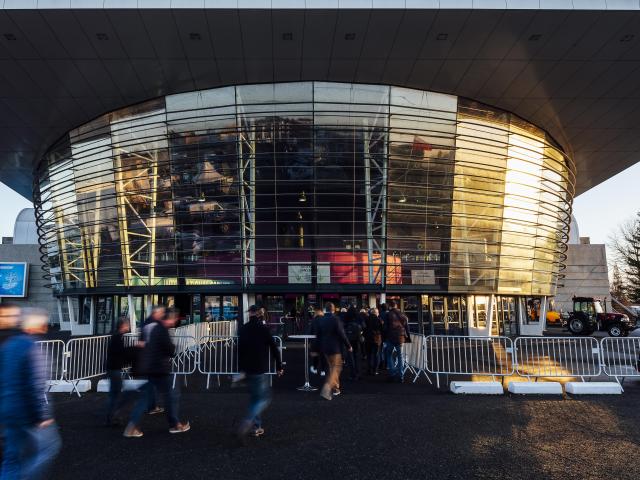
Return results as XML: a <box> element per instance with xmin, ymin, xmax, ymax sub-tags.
<box><xmin>345</xmin><ymin>321</ymin><xmax>363</xmax><ymax>344</ymax></box>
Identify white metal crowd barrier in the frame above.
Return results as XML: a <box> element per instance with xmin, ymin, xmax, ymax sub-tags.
<box><xmin>600</xmin><ymin>337</ymin><xmax>640</xmax><ymax>385</ymax></box>
<box><xmin>403</xmin><ymin>334</ymin><xmax>430</xmax><ymax>383</ymax></box>
<box><xmin>36</xmin><ymin>339</ymin><xmax>66</xmax><ymax>385</ymax></box>
<box><xmin>198</xmin><ymin>335</ymin><xmax>284</xmax><ymax>389</ymax></box>
<box><xmin>64</xmin><ymin>335</ymin><xmax>111</xmax><ymax>395</ymax></box>
<box><xmin>171</xmin><ymin>335</ymin><xmax>198</xmax><ymax>388</ymax></box>
<box><xmin>425</xmin><ymin>335</ymin><xmax>514</xmax><ymax>388</ymax></box>
<box><xmin>513</xmin><ymin>336</ymin><xmax>602</xmax><ymax>380</ymax></box>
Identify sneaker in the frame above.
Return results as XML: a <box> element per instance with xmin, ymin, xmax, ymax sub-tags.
<box><xmin>169</xmin><ymin>422</ymin><xmax>191</xmax><ymax>434</ymax></box>
<box><xmin>332</xmin><ymin>389</ymin><xmax>341</xmax><ymax>397</ymax></box>
<box><xmin>310</xmin><ymin>366</ymin><xmax>318</xmax><ymax>374</ymax></box>
<box><xmin>320</xmin><ymin>390</ymin><xmax>332</xmax><ymax>401</ymax></box>
<box><xmin>123</xmin><ymin>424</ymin><xmax>143</xmax><ymax>438</ymax></box>
<box><xmin>251</xmin><ymin>427</ymin><xmax>265</xmax><ymax>437</ymax></box>
<box><xmin>148</xmin><ymin>407</ymin><xmax>164</xmax><ymax>415</ymax></box>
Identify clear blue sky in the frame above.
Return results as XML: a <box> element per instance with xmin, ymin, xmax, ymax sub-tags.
<box><xmin>1</xmin><ymin>162</ymin><xmax>638</xmax><ymax>245</ymax></box>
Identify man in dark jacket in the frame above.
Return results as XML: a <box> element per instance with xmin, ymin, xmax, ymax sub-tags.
<box><xmin>317</xmin><ymin>303</ymin><xmax>352</xmax><ymax>401</ymax></box>
<box><xmin>124</xmin><ymin>312</ymin><xmax>190</xmax><ymax>438</ymax></box>
<box><xmin>237</xmin><ymin>305</ymin><xmax>283</xmax><ymax>439</ymax></box>
<box><xmin>383</xmin><ymin>300</ymin><xmax>411</xmax><ymax>383</ymax></box>
<box><xmin>105</xmin><ymin>318</ymin><xmax>137</xmax><ymax>426</ymax></box>
<box><xmin>0</xmin><ymin>308</ymin><xmax>61</xmax><ymax>479</ymax></box>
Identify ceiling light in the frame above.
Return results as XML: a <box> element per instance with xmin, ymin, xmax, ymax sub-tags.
<box><xmin>189</xmin><ymin>32</ymin><xmax>201</xmax><ymax>41</ymax></box>
<box><xmin>3</xmin><ymin>33</ymin><xmax>16</xmax><ymax>41</ymax></box>
<box><xmin>96</xmin><ymin>33</ymin><xmax>109</xmax><ymax>41</ymax></box>
<box><xmin>398</xmin><ymin>195</ymin><xmax>407</xmax><ymax>204</ymax></box>
<box><xmin>198</xmin><ymin>192</ymin><xmax>206</xmax><ymax>203</ymax></box>
<box><xmin>298</xmin><ymin>191</ymin><xmax>307</xmax><ymax>202</ymax></box>
<box><xmin>436</xmin><ymin>33</ymin><xmax>448</xmax><ymax>41</ymax></box>
<box><xmin>282</xmin><ymin>32</ymin><xmax>293</xmax><ymax>41</ymax></box>
<box><xmin>620</xmin><ymin>34</ymin><xmax>634</xmax><ymax>42</ymax></box>
<box><xmin>344</xmin><ymin>33</ymin><xmax>356</xmax><ymax>41</ymax></box>
<box><xmin>528</xmin><ymin>34</ymin><xmax>542</xmax><ymax>42</ymax></box>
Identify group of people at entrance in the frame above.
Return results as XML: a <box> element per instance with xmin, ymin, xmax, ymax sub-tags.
<box><xmin>310</xmin><ymin>300</ymin><xmax>411</xmax><ymax>400</ymax></box>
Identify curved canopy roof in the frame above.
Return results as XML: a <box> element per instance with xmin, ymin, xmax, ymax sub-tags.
<box><xmin>2</xmin><ymin>2</ymin><xmax>640</xmax><ymax>198</ymax></box>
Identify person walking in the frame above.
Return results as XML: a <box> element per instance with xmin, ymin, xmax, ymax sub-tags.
<box><xmin>0</xmin><ymin>308</ymin><xmax>61</xmax><ymax>480</ymax></box>
<box><xmin>137</xmin><ymin>305</ymin><xmax>167</xmax><ymax>416</ymax></box>
<box><xmin>383</xmin><ymin>300</ymin><xmax>411</xmax><ymax>383</ymax></box>
<box><xmin>0</xmin><ymin>303</ymin><xmax>20</xmax><ymax>349</ymax></box>
<box><xmin>309</xmin><ymin>305</ymin><xmax>326</xmax><ymax>376</ymax></box>
<box><xmin>105</xmin><ymin>318</ymin><xmax>137</xmax><ymax>426</ymax></box>
<box><xmin>364</xmin><ymin>308</ymin><xmax>383</xmax><ymax>375</ymax></box>
<box><xmin>343</xmin><ymin>306</ymin><xmax>365</xmax><ymax>381</ymax></box>
<box><xmin>124</xmin><ymin>309</ymin><xmax>190</xmax><ymax>438</ymax></box>
<box><xmin>316</xmin><ymin>302</ymin><xmax>352</xmax><ymax>401</ymax></box>
<box><xmin>237</xmin><ymin>306</ymin><xmax>283</xmax><ymax>440</ymax></box>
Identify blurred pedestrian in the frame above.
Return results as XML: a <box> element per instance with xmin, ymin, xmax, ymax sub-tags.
<box><xmin>309</xmin><ymin>305</ymin><xmax>326</xmax><ymax>376</ymax></box>
<box><xmin>383</xmin><ymin>300</ymin><xmax>411</xmax><ymax>383</ymax></box>
<box><xmin>124</xmin><ymin>308</ymin><xmax>190</xmax><ymax>438</ymax></box>
<box><xmin>237</xmin><ymin>306</ymin><xmax>283</xmax><ymax>441</ymax></box>
<box><xmin>104</xmin><ymin>318</ymin><xmax>137</xmax><ymax>427</ymax></box>
<box><xmin>0</xmin><ymin>303</ymin><xmax>20</xmax><ymax>349</ymax></box>
<box><xmin>137</xmin><ymin>306</ymin><xmax>167</xmax><ymax>416</ymax></box>
<box><xmin>0</xmin><ymin>308</ymin><xmax>61</xmax><ymax>479</ymax></box>
<box><xmin>317</xmin><ymin>303</ymin><xmax>351</xmax><ymax>401</ymax></box>
<box><xmin>365</xmin><ymin>308</ymin><xmax>383</xmax><ymax>375</ymax></box>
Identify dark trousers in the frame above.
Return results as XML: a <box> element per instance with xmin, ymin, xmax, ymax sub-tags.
<box><xmin>366</xmin><ymin>342</ymin><xmax>381</xmax><ymax>373</ymax></box>
<box><xmin>0</xmin><ymin>423</ymin><xmax>61</xmax><ymax>480</ymax></box>
<box><xmin>106</xmin><ymin>370</ymin><xmax>136</xmax><ymax>422</ymax></box>
<box><xmin>130</xmin><ymin>375</ymin><xmax>179</xmax><ymax>428</ymax></box>
<box><xmin>345</xmin><ymin>341</ymin><xmax>361</xmax><ymax>379</ymax></box>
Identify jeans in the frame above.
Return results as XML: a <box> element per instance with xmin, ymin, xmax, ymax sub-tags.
<box><xmin>385</xmin><ymin>342</ymin><xmax>404</xmax><ymax>379</ymax></box>
<box><xmin>366</xmin><ymin>343</ymin><xmax>381</xmax><ymax>373</ymax></box>
<box><xmin>242</xmin><ymin>375</ymin><xmax>271</xmax><ymax>430</ymax></box>
<box><xmin>130</xmin><ymin>375</ymin><xmax>179</xmax><ymax>428</ymax></box>
<box><xmin>1</xmin><ymin>423</ymin><xmax>61</xmax><ymax>480</ymax></box>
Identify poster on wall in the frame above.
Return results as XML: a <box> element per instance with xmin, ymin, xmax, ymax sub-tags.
<box><xmin>0</xmin><ymin>262</ymin><xmax>29</xmax><ymax>297</ymax></box>
<box><xmin>411</xmin><ymin>269</ymin><xmax>436</xmax><ymax>285</ymax></box>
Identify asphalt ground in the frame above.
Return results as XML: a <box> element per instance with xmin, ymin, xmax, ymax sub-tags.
<box><xmin>20</xmin><ymin>343</ymin><xmax>637</xmax><ymax>480</ymax></box>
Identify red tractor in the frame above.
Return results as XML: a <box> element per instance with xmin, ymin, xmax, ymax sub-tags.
<box><xmin>566</xmin><ymin>296</ymin><xmax>636</xmax><ymax>337</ymax></box>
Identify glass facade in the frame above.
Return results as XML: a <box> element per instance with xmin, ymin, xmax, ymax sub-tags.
<box><xmin>34</xmin><ymin>82</ymin><xmax>574</xmax><ymax>297</ymax></box>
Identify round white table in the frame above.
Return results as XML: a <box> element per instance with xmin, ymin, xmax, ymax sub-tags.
<box><xmin>288</xmin><ymin>334</ymin><xmax>317</xmax><ymax>391</ymax></box>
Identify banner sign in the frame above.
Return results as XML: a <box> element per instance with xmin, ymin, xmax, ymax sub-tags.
<box><xmin>0</xmin><ymin>262</ymin><xmax>28</xmax><ymax>297</ymax></box>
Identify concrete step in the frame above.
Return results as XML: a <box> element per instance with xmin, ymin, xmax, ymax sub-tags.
<box><xmin>47</xmin><ymin>380</ymin><xmax>91</xmax><ymax>393</ymax></box>
<box><xmin>450</xmin><ymin>381</ymin><xmax>504</xmax><ymax>395</ymax></box>
<box><xmin>508</xmin><ymin>381</ymin><xmax>563</xmax><ymax>395</ymax></box>
<box><xmin>565</xmin><ymin>382</ymin><xmax>623</xmax><ymax>395</ymax></box>
<box><xmin>96</xmin><ymin>379</ymin><xmax>147</xmax><ymax>392</ymax></box>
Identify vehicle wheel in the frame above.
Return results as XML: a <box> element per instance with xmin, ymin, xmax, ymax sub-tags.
<box><xmin>608</xmin><ymin>324</ymin><xmax>623</xmax><ymax>337</ymax></box>
<box><xmin>568</xmin><ymin>318</ymin><xmax>585</xmax><ymax>335</ymax></box>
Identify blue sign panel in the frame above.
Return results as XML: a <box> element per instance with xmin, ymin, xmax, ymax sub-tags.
<box><xmin>0</xmin><ymin>263</ymin><xmax>28</xmax><ymax>298</ymax></box>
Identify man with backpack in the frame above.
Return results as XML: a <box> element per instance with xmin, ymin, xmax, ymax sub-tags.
<box><xmin>383</xmin><ymin>300</ymin><xmax>411</xmax><ymax>383</ymax></box>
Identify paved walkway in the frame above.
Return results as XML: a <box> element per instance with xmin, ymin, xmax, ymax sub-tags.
<box><xmin>37</xmin><ymin>344</ymin><xmax>640</xmax><ymax>480</ymax></box>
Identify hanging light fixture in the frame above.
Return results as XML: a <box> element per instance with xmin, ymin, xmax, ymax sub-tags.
<box><xmin>398</xmin><ymin>195</ymin><xmax>407</xmax><ymax>203</ymax></box>
<box><xmin>198</xmin><ymin>192</ymin><xmax>206</xmax><ymax>203</ymax></box>
<box><xmin>298</xmin><ymin>191</ymin><xmax>307</xmax><ymax>202</ymax></box>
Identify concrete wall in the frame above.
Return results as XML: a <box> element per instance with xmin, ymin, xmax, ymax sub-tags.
<box><xmin>0</xmin><ymin>244</ymin><xmax>58</xmax><ymax>321</ymax></box>
<box><xmin>554</xmin><ymin>243</ymin><xmax>611</xmax><ymax>313</ymax></box>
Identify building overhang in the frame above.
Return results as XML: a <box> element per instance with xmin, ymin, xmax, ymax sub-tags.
<box><xmin>2</xmin><ymin>3</ymin><xmax>640</xmax><ymax>198</ymax></box>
